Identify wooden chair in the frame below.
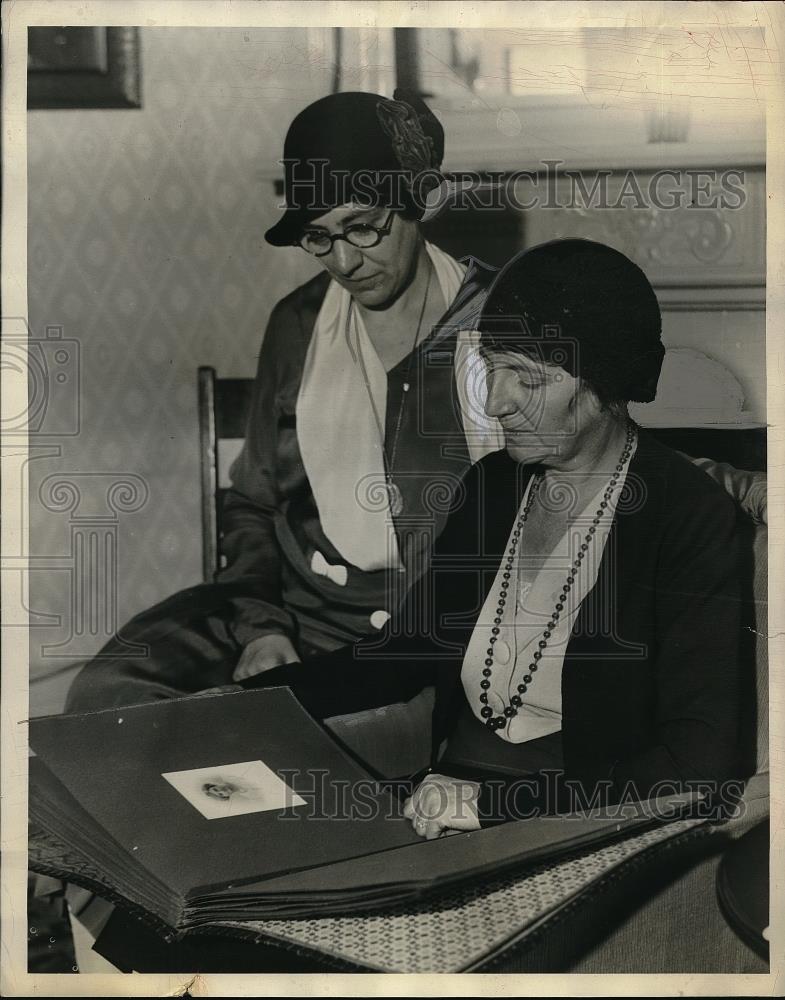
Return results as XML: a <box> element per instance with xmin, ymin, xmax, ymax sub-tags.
<box><xmin>197</xmin><ymin>366</ymin><xmax>254</xmax><ymax>583</ymax></box>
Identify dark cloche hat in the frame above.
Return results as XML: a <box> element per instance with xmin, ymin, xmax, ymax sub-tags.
<box><xmin>479</xmin><ymin>239</ymin><xmax>664</xmax><ymax>403</ymax></box>
<box><xmin>265</xmin><ymin>90</ymin><xmax>445</xmax><ymax>247</ymax></box>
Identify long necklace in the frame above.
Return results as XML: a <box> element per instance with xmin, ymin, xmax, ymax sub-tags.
<box><xmin>350</xmin><ymin>259</ymin><xmax>433</xmax><ymax>518</ymax></box>
<box><xmin>480</xmin><ymin>423</ymin><xmax>637</xmax><ymax>731</ymax></box>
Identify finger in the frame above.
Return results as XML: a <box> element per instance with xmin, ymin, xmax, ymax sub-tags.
<box><xmin>233</xmin><ymin>654</ymin><xmax>277</xmax><ymax>681</ymax></box>
<box><xmin>415</xmin><ymin>785</ymin><xmax>443</xmax><ymax>821</ymax></box>
<box><xmin>409</xmin><ymin>789</ymin><xmax>430</xmax><ymax>822</ymax></box>
<box><xmin>411</xmin><ymin>813</ymin><xmax>430</xmax><ymax>837</ymax></box>
<box><xmin>424</xmin><ymin>820</ymin><xmax>445</xmax><ymax>840</ymax></box>
<box><xmin>232</xmin><ymin>655</ymin><xmax>255</xmax><ymax>681</ymax></box>
<box><xmin>190</xmin><ymin>686</ymin><xmax>230</xmax><ymax>699</ymax></box>
<box><xmin>407</xmin><ymin>782</ymin><xmax>425</xmax><ymax>817</ymax></box>
<box><xmin>233</xmin><ymin>663</ymin><xmax>260</xmax><ymax>681</ymax></box>
<box><xmin>403</xmin><ymin>797</ymin><xmax>415</xmax><ymax>820</ymax></box>
<box><xmin>232</xmin><ymin>664</ymin><xmax>247</xmax><ymax>681</ymax></box>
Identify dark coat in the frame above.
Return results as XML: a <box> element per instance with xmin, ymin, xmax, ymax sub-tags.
<box><xmin>263</xmin><ymin>430</ymin><xmax>743</xmax><ymax>820</ymax></box>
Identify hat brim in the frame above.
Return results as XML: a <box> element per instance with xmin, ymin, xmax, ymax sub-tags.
<box><xmin>264</xmin><ymin>171</ymin><xmax>448</xmax><ymax>247</ymax></box>
<box><xmin>264</xmin><ymin>205</ymin><xmax>320</xmax><ymax>247</ymax></box>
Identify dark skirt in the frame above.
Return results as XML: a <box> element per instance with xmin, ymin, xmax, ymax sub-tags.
<box><xmin>64</xmin><ymin>581</ymin><xmax>353</xmax><ymax>714</ymax></box>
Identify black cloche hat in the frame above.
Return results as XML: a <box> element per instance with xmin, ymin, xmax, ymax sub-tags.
<box><xmin>265</xmin><ymin>90</ymin><xmax>445</xmax><ymax>247</ymax></box>
<box><xmin>479</xmin><ymin>239</ymin><xmax>665</xmax><ymax>404</ymax></box>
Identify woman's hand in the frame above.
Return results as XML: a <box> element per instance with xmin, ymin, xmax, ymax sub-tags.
<box><xmin>403</xmin><ymin>773</ymin><xmax>482</xmax><ymax>839</ymax></box>
<box><xmin>233</xmin><ymin>634</ymin><xmax>301</xmax><ymax>682</ymax></box>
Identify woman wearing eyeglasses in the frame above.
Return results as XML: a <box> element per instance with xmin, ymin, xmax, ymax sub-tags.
<box><xmin>67</xmin><ymin>90</ymin><xmax>502</xmax><ymax>711</ymax></box>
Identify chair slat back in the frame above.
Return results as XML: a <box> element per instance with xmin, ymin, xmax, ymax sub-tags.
<box><xmin>197</xmin><ymin>367</ymin><xmax>254</xmax><ymax>582</ymax></box>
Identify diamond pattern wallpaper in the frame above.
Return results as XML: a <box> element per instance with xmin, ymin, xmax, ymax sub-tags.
<box><xmin>27</xmin><ymin>28</ymin><xmax>333</xmax><ymax>678</ymax></box>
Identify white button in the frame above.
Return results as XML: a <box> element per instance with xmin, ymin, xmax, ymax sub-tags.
<box><xmin>311</xmin><ymin>550</ymin><xmax>348</xmax><ymax>586</ymax></box>
<box><xmin>370</xmin><ymin>610</ymin><xmax>390</xmax><ymax>630</ymax></box>
<box><xmin>494</xmin><ymin>640</ymin><xmax>511</xmax><ymax>664</ymax></box>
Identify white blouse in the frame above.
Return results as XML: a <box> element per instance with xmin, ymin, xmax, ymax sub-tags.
<box><xmin>461</xmin><ymin>439</ymin><xmax>637</xmax><ymax>744</ymax></box>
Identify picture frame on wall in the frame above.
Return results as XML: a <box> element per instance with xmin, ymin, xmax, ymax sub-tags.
<box><xmin>27</xmin><ymin>26</ymin><xmax>141</xmax><ymax>110</ymax></box>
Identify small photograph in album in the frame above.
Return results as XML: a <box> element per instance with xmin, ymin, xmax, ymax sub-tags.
<box><xmin>161</xmin><ymin>759</ymin><xmax>306</xmax><ymax>820</ymax></box>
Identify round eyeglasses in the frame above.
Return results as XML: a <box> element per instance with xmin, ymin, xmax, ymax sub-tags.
<box><xmin>297</xmin><ymin>210</ymin><xmax>395</xmax><ymax>257</ymax></box>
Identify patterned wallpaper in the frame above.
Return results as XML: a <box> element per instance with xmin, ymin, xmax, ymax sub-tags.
<box><xmin>27</xmin><ymin>28</ymin><xmax>326</xmax><ymax>676</ymax></box>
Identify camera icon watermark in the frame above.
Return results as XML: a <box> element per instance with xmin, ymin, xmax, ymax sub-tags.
<box><xmin>1</xmin><ymin>318</ymin><xmax>80</xmax><ymax>437</ymax></box>
<box><xmin>2</xmin><ymin>318</ymin><xmax>149</xmax><ymax>661</ymax></box>
<box><xmin>417</xmin><ymin>318</ymin><xmax>581</xmax><ymax>452</ymax></box>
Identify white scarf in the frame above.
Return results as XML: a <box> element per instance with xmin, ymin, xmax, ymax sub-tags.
<box><xmin>296</xmin><ymin>242</ymin><xmax>502</xmax><ymax>572</ymax></box>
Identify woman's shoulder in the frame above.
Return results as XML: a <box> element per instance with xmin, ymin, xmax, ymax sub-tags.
<box><xmin>434</xmin><ymin>446</ymin><xmax>527</xmax><ymax>557</ymax></box>
<box><xmin>260</xmin><ymin>272</ymin><xmax>331</xmax><ymax>373</ymax></box>
<box><xmin>634</xmin><ymin>430</ymin><xmax>739</xmax><ymax>529</ymax></box>
<box><xmin>452</xmin><ymin>447</ymin><xmax>534</xmax><ymax>519</ymax></box>
<box><xmin>269</xmin><ymin>271</ymin><xmax>331</xmax><ymax>329</ymax></box>
<box><xmin>465</xmin><ymin>447</ymin><xmax>521</xmax><ymax>488</ymax></box>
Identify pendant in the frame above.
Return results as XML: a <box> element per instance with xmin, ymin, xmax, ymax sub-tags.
<box><xmin>387</xmin><ymin>481</ymin><xmax>404</xmax><ymax>517</ymax></box>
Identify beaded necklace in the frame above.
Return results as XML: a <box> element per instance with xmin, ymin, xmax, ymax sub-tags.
<box><xmin>479</xmin><ymin>422</ymin><xmax>637</xmax><ymax>732</ymax></box>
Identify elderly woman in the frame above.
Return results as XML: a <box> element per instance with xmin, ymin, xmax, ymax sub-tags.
<box><xmin>66</xmin><ymin>90</ymin><xmax>501</xmax><ymax>712</ymax></box>
<box><xmin>258</xmin><ymin>239</ymin><xmax>743</xmax><ymax>835</ymax></box>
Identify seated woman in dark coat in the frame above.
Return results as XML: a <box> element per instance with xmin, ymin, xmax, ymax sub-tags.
<box><xmin>65</xmin><ymin>90</ymin><xmax>501</xmax><ymax>713</ymax></box>
<box><xmin>259</xmin><ymin>238</ymin><xmax>743</xmax><ymax>837</ymax></box>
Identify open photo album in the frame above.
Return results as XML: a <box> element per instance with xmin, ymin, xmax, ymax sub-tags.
<box><xmin>29</xmin><ymin>686</ymin><xmax>703</xmax><ymax>939</ymax></box>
